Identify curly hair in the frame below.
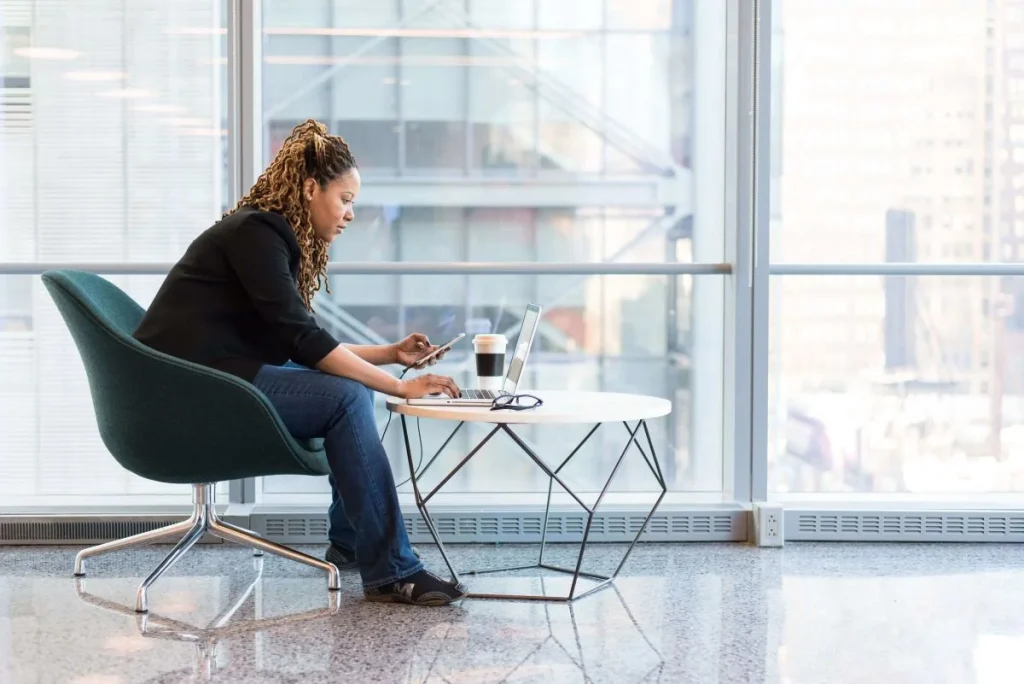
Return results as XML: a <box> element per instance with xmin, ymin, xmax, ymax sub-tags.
<box><xmin>226</xmin><ymin>119</ymin><xmax>357</xmax><ymax>311</ymax></box>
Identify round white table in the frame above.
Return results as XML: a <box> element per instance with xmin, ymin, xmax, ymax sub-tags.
<box><xmin>386</xmin><ymin>390</ymin><xmax>672</xmax><ymax>602</ymax></box>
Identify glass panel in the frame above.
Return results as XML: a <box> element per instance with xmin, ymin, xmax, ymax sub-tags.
<box><xmin>334</xmin><ymin>120</ymin><xmax>399</xmax><ymax>171</ymax></box>
<box><xmin>468</xmin><ymin>39</ymin><xmax>537</xmax><ymax>174</ymax></box>
<box><xmin>0</xmin><ymin>0</ymin><xmax>227</xmax><ymax>507</ymax></box>
<box><xmin>606</xmin><ymin>0</ymin><xmax>673</xmax><ymax>31</ymax></box>
<box><xmin>604</xmin><ymin>34</ymin><xmax>674</xmax><ymax>174</ymax></box>
<box><xmin>255</xmin><ymin>0</ymin><xmax>729</xmax><ymax>503</ymax></box>
<box><xmin>770</xmin><ymin>0</ymin><xmax>1022</xmax><ymax>265</ymax></box>
<box><xmin>0</xmin><ymin>0</ymin><xmax>228</xmax><ymax>264</ymax></box>
<box><xmin>259</xmin><ymin>274</ymin><xmax>725</xmax><ymax>503</ymax></box>
<box><xmin>0</xmin><ymin>276</ymin><xmax>203</xmax><ymax>506</ymax></box>
<box><xmin>405</xmin><ymin>121</ymin><xmax>466</xmax><ymax>170</ymax></box>
<box><xmin>468</xmin><ymin>0</ymin><xmax>536</xmax><ymax>30</ymax></box>
<box><xmin>769</xmin><ymin>275</ymin><xmax>1024</xmax><ymax>495</ymax></box>
<box><xmin>536</xmin><ymin>0</ymin><xmax>602</xmax><ymax>31</ymax></box>
<box><xmin>261</xmin><ymin>0</ymin><xmax>715</xmax><ymax>262</ymax></box>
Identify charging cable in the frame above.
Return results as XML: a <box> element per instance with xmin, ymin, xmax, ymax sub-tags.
<box><xmin>381</xmin><ymin>365</ymin><xmax>424</xmax><ymax>488</ymax></box>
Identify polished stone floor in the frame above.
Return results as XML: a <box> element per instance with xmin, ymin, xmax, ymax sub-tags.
<box><xmin>0</xmin><ymin>541</ymin><xmax>1022</xmax><ymax>683</ymax></box>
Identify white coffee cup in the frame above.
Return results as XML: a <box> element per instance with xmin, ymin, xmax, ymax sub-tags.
<box><xmin>473</xmin><ymin>334</ymin><xmax>507</xmax><ymax>391</ymax></box>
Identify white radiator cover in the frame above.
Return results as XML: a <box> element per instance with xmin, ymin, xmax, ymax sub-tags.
<box><xmin>250</xmin><ymin>507</ymin><xmax>748</xmax><ymax>544</ymax></box>
<box><xmin>786</xmin><ymin>510</ymin><xmax>1024</xmax><ymax>542</ymax></box>
<box><xmin>0</xmin><ymin>507</ymin><xmax>748</xmax><ymax>544</ymax></box>
<box><xmin>8</xmin><ymin>508</ymin><xmax>1024</xmax><ymax>545</ymax></box>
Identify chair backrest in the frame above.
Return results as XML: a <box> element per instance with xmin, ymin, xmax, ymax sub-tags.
<box><xmin>41</xmin><ymin>270</ymin><xmax>329</xmax><ymax>483</ymax></box>
<box><xmin>49</xmin><ymin>270</ymin><xmax>148</xmax><ymax>338</ymax></box>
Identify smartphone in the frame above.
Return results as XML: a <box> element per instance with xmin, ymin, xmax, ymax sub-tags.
<box><xmin>407</xmin><ymin>333</ymin><xmax>466</xmax><ymax>370</ymax></box>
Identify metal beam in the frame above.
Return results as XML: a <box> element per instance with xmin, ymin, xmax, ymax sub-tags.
<box><xmin>770</xmin><ymin>263</ymin><xmax>1024</xmax><ymax>276</ymax></box>
<box><xmin>25</xmin><ymin>259</ymin><xmax>1022</xmax><ymax>278</ymax></box>
<box><xmin>228</xmin><ymin>478</ymin><xmax>255</xmax><ymax>505</ymax></box>
<box><xmin>226</xmin><ymin>0</ymin><xmax>262</xmax><ymax>507</ymax></box>
<box><xmin>356</xmin><ymin>174</ymin><xmax>692</xmax><ymax>209</ymax></box>
<box><xmin>226</xmin><ymin>0</ymin><xmax>261</xmax><ymax>202</ymax></box>
<box><xmin>691</xmin><ymin>0</ymin><xmax>729</xmax><ymax>494</ymax></box>
<box><xmin>2</xmin><ymin>262</ymin><xmax>731</xmax><ymax>276</ymax></box>
<box><xmin>726</xmin><ymin>0</ymin><xmax>773</xmax><ymax>505</ymax></box>
<box><xmin>748</xmin><ymin>0</ymin><xmax>774</xmax><ymax>504</ymax></box>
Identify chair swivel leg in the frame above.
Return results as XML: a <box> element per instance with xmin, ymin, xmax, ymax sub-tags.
<box><xmin>210</xmin><ymin>518</ymin><xmax>264</xmax><ymax>556</ymax></box>
<box><xmin>74</xmin><ymin>515</ymin><xmax>198</xmax><ymax>577</ymax></box>
<box><xmin>136</xmin><ymin>513</ymin><xmax>209</xmax><ymax>613</ymax></box>
<box><xmin>207</xmin><ymin>518</ymin><xmax>342</xmax><ymax>591</ymax></box>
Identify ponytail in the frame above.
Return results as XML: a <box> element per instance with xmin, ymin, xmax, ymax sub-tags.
<box><xmin>225</xmin><ymin>119</ymin><xmax>357</xmax><ymax>311</ymax></box>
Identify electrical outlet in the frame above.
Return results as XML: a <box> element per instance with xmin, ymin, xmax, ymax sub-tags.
<box><xmin>753</xmin><ymin>503</ymin><xmax>784</xmax><ymax>547</ymax></box>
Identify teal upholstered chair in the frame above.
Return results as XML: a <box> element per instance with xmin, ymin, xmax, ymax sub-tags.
<box><xmin>41</xmin><ymin>270</ymin><xmax>341</xmax><ymax>612</ymax></box>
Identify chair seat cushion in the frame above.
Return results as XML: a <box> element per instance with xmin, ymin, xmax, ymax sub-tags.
<box><xmin>296</xmin><ymin>438</ymin><xmax>325</xmax><ymax>453</ymax></box>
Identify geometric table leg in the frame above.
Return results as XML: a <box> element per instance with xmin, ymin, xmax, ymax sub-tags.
<box><xmin>453</xmin><ymin>420</ymin><xmax>667</xmax><ymax>601</ymax></box>
<box><xmin>612</xmin><ymin>421</ymin><xmax>668</xmax><ymax>578</ymax></box>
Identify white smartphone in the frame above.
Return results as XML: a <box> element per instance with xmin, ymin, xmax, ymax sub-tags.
<box><xmin>407</xmin><ymin>333</ymin><xmax>466</xmax><ymax>370</ymax></box>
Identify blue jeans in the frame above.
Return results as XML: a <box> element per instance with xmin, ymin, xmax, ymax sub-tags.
<box><xmin>252</xmin><ymin>363</ymin><xmax>423</xmax><ymax>589</ymax></box>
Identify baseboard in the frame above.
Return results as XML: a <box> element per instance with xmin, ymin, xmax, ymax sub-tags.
<box><xmin>0</xmin><ymin>507</ymin><xmax>748</xmax><ymax>544</ymax></box>
<box><xmin>0</xmin><ymin>515</ymin><xmax>223</xmax><ymax>545</ymax></box>
<box><xmin>248</xmin><ymin>506</ymin><xmax>749</xmax><ymax>544</ymax></box>
<box><xmin>785</xmin><ymin>509</ymin><xmax>1024</xmax><ymax>542</ymax></box>
<box><xmin>13</xmin><ymin>506</ymin><xmax>1022</xmax><ymax>545</ymax></box>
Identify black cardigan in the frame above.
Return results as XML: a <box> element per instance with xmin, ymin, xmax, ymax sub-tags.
<box><xmin>133</xmin><ymin>207</ymin><xmax>340</xmax><ymax>381</ymax></box>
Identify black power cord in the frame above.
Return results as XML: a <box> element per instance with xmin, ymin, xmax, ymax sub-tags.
<box><xmin>381</xmin><ymin>366</ymin><xmax>424</xmax><ymax>488</ymax></box>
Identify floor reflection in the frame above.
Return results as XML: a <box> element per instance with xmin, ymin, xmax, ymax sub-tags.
<box><xmin>73</xmin><ymin>556</ymin><xmax>340</xmax><ymax>682</ymax></box>
<box><xmin>67</xmin><ymin>563</ymin><xmax>666</xmax><ymax>683</ymax></box>
<box><xmin>0</xmin><ymin>544</ymin><xmax>752</xmax><ymax>683</ymax></box>
<box><xmin>406</xmin><ymin>582</ymin><xmax>664</xmax><ymax>683</ymax></box>
<box><xmin>8</xmin><ymin>542</ymin><xmax>1024</xmax><ymax>682</ymax></box>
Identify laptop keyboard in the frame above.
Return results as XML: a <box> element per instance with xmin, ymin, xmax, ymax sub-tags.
<box><xmin>461</xmin><ymin>389</ymin><xmax>497</xmax><ymax>400</ymax></box>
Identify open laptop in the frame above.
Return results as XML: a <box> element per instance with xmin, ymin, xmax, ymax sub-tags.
<box><xmin>407</xmin><ymin>304</ymin><xmax>541</xmax><ymax>406</ymax></box>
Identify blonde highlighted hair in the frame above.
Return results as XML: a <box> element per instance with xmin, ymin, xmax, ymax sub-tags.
<box><xmin>226</xmin><ymin>119</ymin><xmax>356</xmax><ymax>310</ymax></box>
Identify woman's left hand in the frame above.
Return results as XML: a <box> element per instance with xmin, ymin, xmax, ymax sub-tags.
<box><xmin>393</xmin><ymin>333</ymin><xmax>443</xmax><ymax>368</ymax></box>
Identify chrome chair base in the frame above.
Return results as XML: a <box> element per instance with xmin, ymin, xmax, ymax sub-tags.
<box><xmin>72</xmin><ymin>483</ymin><xmax>342</xmax><ymax>613</ymax></box>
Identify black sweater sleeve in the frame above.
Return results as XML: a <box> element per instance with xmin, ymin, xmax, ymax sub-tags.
<box><xmin>220</xmin><ymin>212</ymin><xmax>340</xmax><ymax>368</ymax></box>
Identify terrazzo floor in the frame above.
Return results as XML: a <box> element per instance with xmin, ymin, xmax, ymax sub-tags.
<box><xmin>1</xmin><ymin>541</ymin><xmax>1021</xmax><ymax>683</ymax></box>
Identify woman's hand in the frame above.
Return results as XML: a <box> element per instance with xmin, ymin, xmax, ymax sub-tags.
<box><xmin>398</xmin><ymin>373</ymin><xmax>461</xmax><ymax>399</ymax></box>
<box><xmin>393</xmin><ymin>333</ymin><xmax>447</xmax><ymax>368</ymax></box>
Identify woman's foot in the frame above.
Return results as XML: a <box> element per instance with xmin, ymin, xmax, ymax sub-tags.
<box><xmin>364</xmin><ymin>570</ymin><xmax>468</xmax><ymax>606</ymax></box>
<box><xmin>324</xmin><ymin>543</ymin><xmax>358</xmax><ymax>570</ymax></box>
<box><xmin>324</xmin><ymin>542</ymin><xmax>422</xmax><ymax>571</ymax></box>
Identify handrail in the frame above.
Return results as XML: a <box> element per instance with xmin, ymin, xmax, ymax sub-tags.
<box><xmin>26</xmin><ymin>260</ymin><xmax>1019</xmax><ymax>277</ymax></box>
<box><xmin>770</xmin><ymin>263</ymin><xmax>1024</xmax><ymax>276</ymax></box>
<box><xmin>1</xmin><ymin>262</ymin><xmax>732</xmax><ymax>276</ymax></box>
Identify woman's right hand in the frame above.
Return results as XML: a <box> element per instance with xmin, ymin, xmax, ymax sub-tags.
<box><xmin>398</xmin><ymin>373</ymin><xmax>461</xmax><ymax>399</ymax></box>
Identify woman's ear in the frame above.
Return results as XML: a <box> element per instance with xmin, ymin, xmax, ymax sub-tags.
<box><xmin>303</xmin><ymin>178</ymin><xmax>317</xmax><ymax>201</ymax></box>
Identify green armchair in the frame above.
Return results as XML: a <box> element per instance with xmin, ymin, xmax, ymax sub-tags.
<box><xmin>41</xmin><ymin>270</ymin><xmax>341</xmax><ymax>612</ymax></box>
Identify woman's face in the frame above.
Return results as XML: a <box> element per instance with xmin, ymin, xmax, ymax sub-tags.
<box><xmin>305</xmin><ymin>168</ymin><xmax>361</xmax><ymax>244</ymax></box>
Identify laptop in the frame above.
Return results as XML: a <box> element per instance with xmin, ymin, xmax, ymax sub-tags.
<box><xmin>407</xmin><ymin>304</ymin><xmax>541</xmax><ymax>407</ymax></box>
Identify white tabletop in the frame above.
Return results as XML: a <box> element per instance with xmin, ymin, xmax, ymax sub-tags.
<box><xmin>386</xmin><ymin>390</ymin><xmax>671</xmax><ymax>425</ymax></box>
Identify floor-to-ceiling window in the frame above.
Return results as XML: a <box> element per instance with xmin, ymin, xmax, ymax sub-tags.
<box><xmin>255</xmin><ymin>0</ymin><xmax>734</xmax><ymax>508</ymax></box>
<box><xmin>768</xmin><ymin>0</ymin><xmax>1024</xmax><ymax>504</ymax></box>
<box><xmin>0</xmin><ymin>0</ymin><xmax>741</xmax><ymax>514</ymax></box>
<box><xmin>0</xmin><ymin>0</ymin><xmax>229</xmax><ymax>507</ymax></box>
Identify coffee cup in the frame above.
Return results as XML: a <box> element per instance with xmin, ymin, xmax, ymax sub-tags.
<box><xmin>473</xmin><ymin>334</ymin><xmax>507</xmax><ymax>391</ymax></box>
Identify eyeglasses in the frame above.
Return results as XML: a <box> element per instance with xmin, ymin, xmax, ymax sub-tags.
<box><xmin>490</xmin><ymin>393</ymin><xmax>544</xmax><ymax>412</ymax></box>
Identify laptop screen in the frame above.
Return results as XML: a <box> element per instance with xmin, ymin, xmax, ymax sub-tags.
<box><xmin>503</xmin><ymin>304</ymin><xmax>541</xmax><ymax>394</ymax></box>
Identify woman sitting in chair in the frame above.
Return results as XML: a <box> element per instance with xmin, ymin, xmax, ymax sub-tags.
<box><xmin>134</xmin><ymin>119</ymin><xmax>466</xmax><ymax>607</ymax></box>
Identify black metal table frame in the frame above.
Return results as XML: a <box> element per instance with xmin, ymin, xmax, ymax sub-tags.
<box><xmin>398</xmin><ymin>414</ymin><xmax>668</xmax><ymax>602</ymax></box>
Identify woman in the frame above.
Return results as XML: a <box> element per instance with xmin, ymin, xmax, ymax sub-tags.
<box><xmin>133</xmin><ymin>119</ymin><xmax>467</xmax><ymax>607</ymax></box>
